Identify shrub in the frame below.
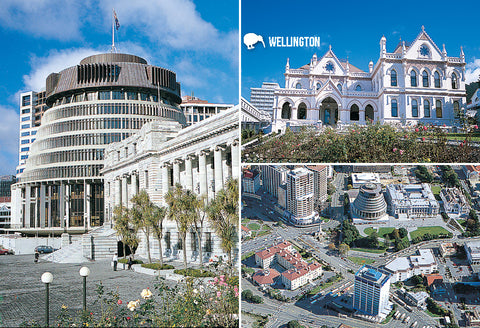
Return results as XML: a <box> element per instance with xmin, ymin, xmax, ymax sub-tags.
<box><xmin>174</xmin><ymin>268</ymin><xmax>215</xmax><ymax>277</ymax></box>
<box><xmin>141</xmin><ymin>263</ymin><xmax>174</xmax><ymax>270</ymax></box>
<box><xmin>119</xmin><ymin>258</ymin><xmax>144</xmax><ymax>264</ymax></box>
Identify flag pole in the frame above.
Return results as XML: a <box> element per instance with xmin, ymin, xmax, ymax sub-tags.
<box><xmin>111</xmin><ymin>8</ymin><xmax>115</xmax><ymax>53</ymax></box>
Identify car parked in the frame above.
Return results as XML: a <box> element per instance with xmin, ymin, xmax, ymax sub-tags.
<box><xmin>34</xmin><ymin>245</ymin><xmax>55</xmax><ymax>254</ymax></box>
<box><xmin>0</xmin><ymin>248</ymin><xmax>14</xmax><ymax>255</ymax></box>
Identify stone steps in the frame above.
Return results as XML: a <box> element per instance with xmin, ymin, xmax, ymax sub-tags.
<box><xmin>41</xmin><ymin>241</ymin><xmax>89</xmax><ymax>263</ymax></box>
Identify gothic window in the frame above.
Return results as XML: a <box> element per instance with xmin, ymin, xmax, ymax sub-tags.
<box><xmin>355</xmin><ymin>85</ymin><xmax>362</xmax><ymax>91</ymax></box>
<box><xmin>297</xmin><ymin>102</ymin><xmax>307</xmax><ymax>120</ymax></box>
<box><xmin>452</xmin><ymin>73</ymin><xmax>458</xmax><ymax>89</ymax></box>
<box><xmin>350</xmin><ymin>104</ymin><xmax>359</xmax><ymax>121</ymax></box>
<box><xmin>391</xmin><ymin>70</ymin><xmax>397</xmax><ymax>86</ymax></box>
<box><xmin>410</xmin><ymin>70</ymin><xmax>417</xmax><ymax>87</ymax></box>
<box><xmin>420</xmin><ymin>45</ymin><xmax>430</xmax><ymax>56</ymax></box>
<box><xmin>316</xmin><ymin>82</ymin><xmax>322</xmax><ymax>90</ymax></box>
<box><xmin>325</xmin><ymin>62</ymin><xmax>334</xmax><ymax>72</ymax></box>
<box><xmin>337</xmin><ymin>83</ymin><xmax>342</xmax><ymax>92</ymax></box>
<box><xmin>365</xmin><ymin>105</ymin><xmax>374</xmax><ymax>121</ymax></box>
<box><xmin>424</xmin><ymin>99</ymin><xmax>430</xmax><ymax>117</ymax></box>
<box><xmin>412</xmin><ymin>99</ymin><xmax>418</xmax><ymax>117</ymax></box>
<box><xmin>295</xmin><ymin>82</ymin><xmax>302</xmax><ymax>89</ymax></box>
<box><xmin>434</xmin><ymin>71</ymin><xmax>441</xmax><ymax>88</ymax></box>
<box><xmin>281</xmin><ymin>102</ymin><xmax>292</xmax><ymax>119</ymax></box>
<box><xmin>422</xmin><ymin>71</ymin><xmax>429</xmax><ymax>87</ymax></box>
<box><xmin>436</xmin><ymin>100</ymin><xmax>442</xmax><ymax>118</ymax></box>
<box><xmin>453</xmin><ymin>101</ymin><xmax>460</xmax><ymax>116</ymax></box>
<box><xmin>391</xmin><ymin>99</ymin><xmax>398</xmax><ymax>117</ymax></box>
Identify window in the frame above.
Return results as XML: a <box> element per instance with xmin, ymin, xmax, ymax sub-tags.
<box><xmin>140</xmin><ymin>93</ymin><xmax>149</xmax><ymax>101</ymax></box>
<box><xmin>424</xmin><ymin>99</ymin><xmax>430</xmax><ymax>117</ymax></box>
<box><xmin>21</xmin><ymin>109</ymin><xmax>30</xmax><ymax>114</ymax></box>
<box><xmin>295</xmin><ymin>83</ymin><xmax>302</xmax><ymax>89</ymax></box>
<box><xmin>452</xmin><ymin>73</ymin><xmax>458</xmax><ymax>89</ymax></box>
<box><xmin>21</xmin><ymin>139</ymin><xmax>30</xmax><ymax>144</ymax></box>
<box><xmin>391</xmin><ymin>99</ymin><xmax>398</xmax><ymax>117</ymax></box>
<box><xmin>21</xmin><ymin>132</ymin><xmax>30</xmax><ymax>137</ymax></box>
<box><xmin>21</xmin><ymin>124</ymin><xmax>30</xmax><ymax>129</ymax></box>
<box><xmin>31</xmin><ymin>138</ymin><xmax>35</xmax><ymax>143</ymax></box>
<box><xmin>31</xmin><ymin>131</ymin><xmax>37</xmax><ymax>135</ymax></box>
<box><xmin>21</xmin><ymin>147</ymin><xmax>29</xmax><ymax>152</ymax></box>
<box><xmin>297</xmin><ymin>103</ymin><xmax>307</xmax><ymax>120</ymax></box>
<box><xmin>316</xmin><ymin>82</ymin><xmax>321</xmax><ymax>90</ymax></box>
<box><xmin>412</xmin><ymin>99</ymin><xmax>418</xmax><ymax>117</ymax></box>
<box><xmin>355</xmin><ymin>85</ymin><xmax>362</xmax><ymax>91</ymax></box>
<box><xmin>391</xmin><ymin>70</ymin><xmax>397</xmax><ymax>86</ymax></box>
<box><xmin>21</xmin><ymin>116</ymin><xmax>31</xmax><ymax>121</ymax></box>
<box><xmin>22</xmin><ymin>95</ymin><xmax>31</xmax><ymax>106</ymax></box>
<box><xmin>281</xmin><ymin>102</ymin><xmax>291</xmax><ymax>119</ymax></box>
<box><xmin>410</xmin><ymin>71</ymin><xmax>417</xmax><ymax>87</ymax></box>
<box><xmin>337</xmin><ymin>84</ymin><xmax>342</xmax><ymax>92</ymax></box>
<box><xmin>434</xmin><ymin>72</ymin><xmax>441</xmax><ymax>88</ymax></box>
<box><xmin>454</xmin><ymin>101</ymin><xmax>460</xmax><ymax>117</ymax></box>
<box><xmin>436</xmin><ymin>100</ymin><xmax>442</xmax><ymax>118</ymax></box>
<box><xmin>127</xmin><ymin>92</ymin><xmax>138</xmax><ymax>100</ymax></box>
<box><xmin>422</xmin><ymin>71</ymin><xmax>429</xmax><ymax>87</ymax></box>
<box><xmin>112</xmin><ymin>91</ymin><xmax>124</xmax><ymax>100</ymax></box>
<box><xmin>99</xmin><ymin>91</ymin><xmax>110</xmax><ymax>100</ymax></box>
<box><xmin>350</xmin><ymin>104</ymin><xmax>359</xmax><ymax>121</ymax></box>
<box><xmin>21</xmin><ymin>155</ymin><xmax>28</xmax><ymax>160</ymax></box>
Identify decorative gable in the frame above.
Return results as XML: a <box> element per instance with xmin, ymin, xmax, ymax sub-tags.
<box><xmin>311</xmin><ymin>47</ymin><xmax>346</xmax><ymax>76</ymax></box>
<box><xmin>405</xmin><ymin>27</ymin><xmax>443</xmax><ymax>61</ymax></box>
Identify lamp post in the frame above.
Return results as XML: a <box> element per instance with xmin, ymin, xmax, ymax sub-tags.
<box><xmin>41</xmin><ymin>272</ymin><xmax>53</xmax><ymax>327</ymax></box>
<box><xmin>79</xmin><ymin>266</ymin><xmax>90</xmax><ymax>312</ymax></box>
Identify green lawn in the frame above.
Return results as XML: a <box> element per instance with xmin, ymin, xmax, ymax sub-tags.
<box><xmin>241</xmin><ymin>251</ymin><xmax>255</xmax><ymax>261</ymax></box>
<box><xmin>458</xmin><ymin>219</ymin><xmax>466</xmax><ymax>227</ymax></box>
<box><xmin>351</xmin><ymin>247</ymin><xmax>386</xmax><ymax>254</ymax></box>
<box><xmin>348</xmin><ymin>256</ymin><xmax>375</xmax><ymax>265</ymax></box>
<box><xmin>248</xmin><ymin>222</ymin><xmax>261</xmax><ymax>231</ymax></box>
<box><xmin>410</xmin><ymin>226</ymin><xmax>450</xmax><ymax>240</ymax></box>
<box><xmin>363</xmin><ymin>227</ymin><xmax>376</xmax><ymax>236</ymax></box>
<box><xmin>378</xmin><ymin>227</ymin><xmax>395</xmax><ymax>238</ymax></box>
<box><xmin>425</xmin><ymin>309</ymin><xmax>442</xmax><ymax>317</ymax></box>
<box><xmin>431</xmin><ymin>185</ymin><xmax>441</xmax><ymax>195</ymax></box>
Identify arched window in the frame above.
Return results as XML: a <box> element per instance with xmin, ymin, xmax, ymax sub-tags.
<box><xmin>424</xmin><ymin>99</ymin><xmax>430</xmax><ymax>117</ymax></box>
<box><xmin>436</xmin><ymin>100</ymin><xmax>442</xmax><ymax>118</ymax></box>
<box><xmin>422</xmin><ymin>71</ymin><xmax>429</xmax><ymax>87</ymax></box>
<box><xmin>355</xmin><ymin>85</ymin><xmax>362</xmax><ymax>91</ymax></box>
<box><xmin>391</xmin><ymin>99</ymin><xmax>398</xmax><ymax>117</ymax></box>
<box><xmin>434</xmin><ymin>71</ymin><xmax>441</xmax><ymax>88</ymax></box>
<box><xmin>295</xmin><ymin>82</ymin><xmax>302</xmax><ymax>89</ymax></box>
<box><xmin>412</xmin><ymin>99</ymin><xmax>418</xmax><ymax>117</ymax></box>
<box><xmin>365</xmin><ymin>104</ymin><xmax>374</xmax><ymax>121</ymax></box>
<box><xmin>281</xmin><ymin>102</ymin><xmax>291</xmax><ymax>119</ymax></box>
<box><xmin>350</xmin><ymin>104</ymin><xmax>359</xmax><ymax>121</ymax></box>
<box><xmin>452</xmin><ymin>73</ymin><xmax>458</xmax><ymax>89</ymax></box>
<box><xmin>410</xmin><ymin>71</ymin><xmax>417</xmax><ymax>87</ymax></box>
<box><xmin>297</xmin><ymin>102</ymin><xmax>307</xmax><ymax>120</ymax></box>
<box><xmin>453</xmin><ymin>101</ymin><xmax>460</xmax><ymax>117</ymax></box>
<box><xmin>391</xmin><ymin>70</ymin><xmax>397</xmax><ymax>86</ymax></box>
<box><xmin>316</xmin><ymin>82</ymin><xmax>322</xmax><ymax>90</ymax></box>
<box><xmin>337</xmin><ymin>83</ymin><xmax>342</xmax><ymax>92</ymax></box>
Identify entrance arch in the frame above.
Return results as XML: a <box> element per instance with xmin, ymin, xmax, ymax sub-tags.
<box><xmin>281</xmin><ymin>102</ymin><xmax>291</xmax><ymax>119</ymax></box>
<box><xmin>297</xmin><ymin>102</ymin><xmax>307</xmax><ymax>120</ymax></box>
<box><xmin>320</xmin><ymin>97</ymin><xmax>338</xmax><ymax>126</ymax></box>
<box><xmin>350</xmin><ymin>104</ymin><xmax>359</xmax><ymax>121</ymax></box>
<box><xmin>365</xmin><ymin>104</ymin><xmax>374</xmax><ymax>121</ymax></box>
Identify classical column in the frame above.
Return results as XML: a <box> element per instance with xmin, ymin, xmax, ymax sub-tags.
<box><xmin>161</xmin><ymin>164</ymin><xmax>170</xmax><ymax>199</ymax></box>
<box><xmin>25</xmin><ymin>185</ymin><xmax>31</xmax><ymax>228</ymax></box>
<box><xmin>122</xmin><ymin>175</ymin><xmax>128</xmax><ymax>207</ymax></box>
<box><xmin>40</xmin><ymin>184</ymin><xmax>46</xmax><ymax>228</ymax></box>
<box><xmin>214</xmin><ymin>146</ymin><xmax>224</xmax><ymax>194</ymax></box>
<box><xmin>115</xmin><ymin>178</ymin><xmax>121</xmax><ymax>206</ymax></box>
<box><xmin>47</xmin><ymin>185</ymin><xmax>52</xmax><ymax>228</ymax></box>
<box><xmin>85</xmin><ymin>182</ymin><xmax>91</xmax><ymax>230</ymax></box>
<box><xmin>231</xmin><ymin>140</ymin><xmax>239</xmax><ymax>179</ymax></box>
<box><xmin>131</xmin><ymin>172</ymin><xmax>138</xmax><ymax>198</ymax></box>
<box><xmin>198</xmin><ymin>151</ymin><xmax>208</xmax><ymax>196</ymax></box>
<box><xmin>173</xmin><ymin>160</ymin><xmax>181</xmax><ymax>185</ymax></box>
<box><xmin>59</xmin><ymin>183</ymin><xmax>65</xmax><ymax>228</ymax></box>
<box><xmin>65</xmin><ymin>184</ymin><xmax>70</xmax><ymax>229</ymax></box>
<box><xmin>185</xmin><ymin>156</ymin><xmax>193</xmax><ymax>191</ymax></box>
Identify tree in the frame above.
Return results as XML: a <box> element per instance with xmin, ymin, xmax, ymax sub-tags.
<box><xmin>165</xmin><ymin>184</ymin><xmax>194</xmax><ymax>270</ymax></box>
<box><xmin>287</xmin><ymin>320</ymin><xmax>301</xmax><ymax>328</ymax></box>
<box><xmin>191</xmin><ymin>194</ymin><xmax>208</xmax><ymax>267</ymax></box>
<box><xmin>338</xmin><ymin>243</ymin><xmax>350</xmax><ymax>256</ymax></box>
<box><xmin>399</xmin><ymin>228</ymin><xmax>408</xmax><ymax>239</ymax></box>
<box><xmin>328</xmin><ymin>243</ymin><xmax>336</xmax><ymax>251</ymax></box>
<box><xmin>207</xmin><ymin>179</ymin><xmax>239</xmax><ymax>266</ymax></box>
<box><xmin>150</xmin><ymin>205</ymin><xmax>167</xmax><ymax>267</ymax></box>
<box><xmin>131</xmin><ymin>190</ymin><xmax>154</xmax><ymax>263</ymax></box>
<box><xmin>112</xmin><ymin>205</ymin><xmax>130</xmax><ymax>259</ymax></box>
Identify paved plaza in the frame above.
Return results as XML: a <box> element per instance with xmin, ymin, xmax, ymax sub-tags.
<box><xmin>0</xmin><ymin>255</ymin><xmax>178</xmax><ymax>327</ymax></box>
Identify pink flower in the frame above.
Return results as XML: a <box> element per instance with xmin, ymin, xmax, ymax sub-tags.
<box><xmin>352</xmin><ymin>129</ymin><xmax>355</xmax><ymax>133</ymax></box>
<box><xmin>219</xmin><ymin>275</ymin><xmax>225</xmax><ymax>281</ymax></box>
<box><xmin>393</xmin><ymin>148</ymin><xmax>397</xmax><ymax>152</ymax></box>
<box><xmin>234</xmin><ymin>286</ymin><xmax>238</xmax><ymax>293</ymax></box>
<box><xmin>399</xmin><ymin>150</ymin><xmax>404</xmax><ymax>155</ymax></box>
<box><xmin>404</xmin><ymin>135</ymin><xmax>408</xmax><ymax>139</ymax></box>
<box><xmin>217</xmin><ymin>291</ymin><xmax>222</xmax><ymax>298</ymax></box>
<box><xmin>415</xmin><ymin>128</ymin><xmax>419</xmax><ymax>132</ymax></box>
<box><xmin>214</xmin><ymin>277</ymin><xmax>218</xmax><ymax>283</ymax></box>
<box><xmin>423</xmin><ymin>126</ymin><xmax>428</xmax><ymax>131</ymax></box>
<box><xmin>443</xmin><ymin>124</ymin><xmax>446</xmax><ymax>127</ymax></box>
<box><xmin>118</xmin><ymin>300</ymin><xmax>123</xmax><ymax>305</ymax></box>
<box><xmin>475</xmin><ymin>125</ymin><xmax>479</xmax><ymax>129</ymax></box>
<box><xmin>422</xmin><ymin>137</ymin><xmax>426</xmax><ymax>141</ymax></box>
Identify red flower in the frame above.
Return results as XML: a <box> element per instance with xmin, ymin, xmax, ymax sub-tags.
<box><xmin>90</xmin><ymin>312</ymin><xmax>93</xmax><ymax>316</ymax></box>
<box><xmin>404</xmin><ymin>135</ymin><xmax>408</xmax><ymax>139</ymax></box>
<box><xmin>415</xmin><ymin>128</ymin><xmax>419</xmax><ymax>132</ymax></box>
<box><xmin>118</xmin><ymin>300</ymin><xmax>122</xmax><ymax>305</ymax></box>
<box><xmin>475</xmin><ymin>125</ymin><xmax>479</xmax><ymax>129</ymax></box>
<box><xmin>423</xmin><ymin>126</ymin><xmax>428</xmax><ymax>131</ymax></box>
<box><xmin>127</xmin><ymin>317</ymin><xmax>131</xmax><ymax>320</ymax></box>
<box><xmin>422</xmin><ymin>137</ymin><xmax>425</xmax><ymax>141</ymax></box>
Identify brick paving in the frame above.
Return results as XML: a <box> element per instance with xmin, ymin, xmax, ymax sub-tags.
<box><xmin>0</xmin><ymin>255</ymin><xmax>178</xmax><ymax>327</ymax></box>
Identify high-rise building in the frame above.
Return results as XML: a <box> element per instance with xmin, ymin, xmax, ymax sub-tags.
<box><xmin>250</xmin><ymin>82</ymin><xmax>279</xmax><ymax>118</ymax></box>
<box><xmin>353</xmin><ymin>265</ymin><xmax>392</xmax><ymax>317</ymax></box>
<box><xmin>17</xmin><ymin>91</ymin><xmax>47</xmax><ymax>176</ymax></box>
<box><xmin>180</xmin><ymin>95</ymin><xmax>232</xmax><ymax>126</ymax></box>
<box><xmin>242</xmin><ymin>169</ymin><xmax>260</xmax><ymax>194</ymax></box>
<box><xmin>11</xmin><ymin>53</ymin><xmax>186</xmax><ymax>234</ymax></box>
<box><xmin>287</xmin><ymin>167</ymin><xmax>315</xmax><ymax>223</ymax></box>
<box><xmin>305</xmin><ymin>165</ymin><xmax>328</xmax><ymax>205</ymax></box>
<box><xmin>261</xmin><ymin>165</ymin><xmax>289</xmax><ymax>199</ymax></box>
<box><xmin>0</xmin><ymin>175</ymin><xmax>16</xmax><ymax>200</ymax></box>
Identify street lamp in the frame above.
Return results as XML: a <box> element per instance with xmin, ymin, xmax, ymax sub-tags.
<box><xmin>79</xmin><ymin>266</ymin><xmax>90</xmax><ymax>312</ymax></box>
<box><xmin>41</xmin><ymin>272</ymin><xmax>53</xmax><ymax>327</ymax></box>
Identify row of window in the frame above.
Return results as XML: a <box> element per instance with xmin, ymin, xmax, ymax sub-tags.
<box><xmin>30</xmin><ymin>149</ymin><xmax>104</xmax><ymax>166</ymax></box>
<box><xmin>35</xmin><ymin>133</ymin><xmax>130</xmax><ymax>152</ymax></box>
<box><xmin>52</xmin><ymin>90</ymin><xmax>175</xmax><ymax>107</ymax></box>
<box><xmin>43</xmin><ymin>117</ymin><xmax>152</xmax><ymax>135</ymax></box>
<box><xmin>390</xmin><ymin>99</ymin><xmax>458</xmax><ymax>118</ymax></box>
<box><xmin>391</xmin><ymin>70</ymin><xmax>459</xmax><ymax>89</ymax></box>
<box><xmin>47</xmin><ymin>103</ymin><xmax>181</xmax><ymax>122</ymax></box>
<box><xmin>18</xmin><ymin>164</ymin><xmax>103</xmax><ymax>183</ymax></box>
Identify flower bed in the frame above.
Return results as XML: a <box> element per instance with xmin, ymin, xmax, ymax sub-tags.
<box><xmin>119</xmin><ymin>258</ymin><xmax>144</xmax><ymax>264</ymax></box>
<box><xmin>174</xmin><ymin>268</ymin><xmax>216</xmax><ymax>278</ymax></box>
<box><xmin>141</xmin><ymin>263</ymin><xmax>175</xmax><ymax>270</ymax></box>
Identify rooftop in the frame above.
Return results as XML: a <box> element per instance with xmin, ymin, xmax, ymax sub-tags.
<box><xmin>255</xmin><ymin>241</ymin><xmax>292</xmax><ymax>260</ymax></box>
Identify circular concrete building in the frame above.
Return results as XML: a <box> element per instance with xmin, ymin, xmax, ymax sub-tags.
<box><xmin>352</xmin><ymin>183</ymin><xmax>387</xmax><ymax>220</ymax></box>
<box><xmin>11</xmin><ymin>53</ymin><xmax>186</xmax><ymax>233</ymax></box>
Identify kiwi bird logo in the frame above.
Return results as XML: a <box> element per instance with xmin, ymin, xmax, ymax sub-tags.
<box><xmin>243</xmin><ymin>33</ymin><xmax>265</xmax><ymax>50</ymax></box>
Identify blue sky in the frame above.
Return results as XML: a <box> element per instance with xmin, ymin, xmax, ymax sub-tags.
<box><xmin>0</xmin><ymin>0</ymin><xmax>238</xmax><ymax>175</ymax></box>
<box><xmin>242</xmin><ymin>0</ymin><xmax>480</xmax><ymax>98</ymax></box>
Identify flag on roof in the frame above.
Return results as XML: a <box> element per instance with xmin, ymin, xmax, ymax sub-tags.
<box><xmin>113</xmin><ymin>10</ymin><xmax>120</xmax><ymax>30</ymax></box>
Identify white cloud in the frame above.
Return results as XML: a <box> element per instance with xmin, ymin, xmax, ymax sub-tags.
<box><xmin>0</xmin><ymin>105</ymin><xmax>19</xmax><ymax>174</ymax></box>
<box><xmin>466</xmin><ymin>58</ymin><xmax>480</xmax><ymax>84</ymax></box>
<box><xmin>0</xmin><ymin>0</ymin><xmax>84</xmax><ymax>40</ymax></box>
<box><xmin>99</xmin><ymin>0</ymin><xmax>238</xmax><ymax>63</ymax></box>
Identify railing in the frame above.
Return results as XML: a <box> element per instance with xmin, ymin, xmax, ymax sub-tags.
<box><xmin>447</xmin><ymin>57</ymin><xmax>463</xmax><ymax>63</ymax></box>
<box><xmin>275</xmin><ymin>89</ymin><xmax>313</xmax><ymax>96</ymax></box>
<box><xmin>288</xmin><ymin>69</ymin><xmax>309</xmax><ymax>74</ymax></box>
<box><xmin>385</xmin><ymin>53</ymin><xmax>402</xmax><ymax>59</ymax></box>
<box><xmin>350</xmin><ymin>72</ymin><xmax>371</xmax><ymax>78</ymax></box>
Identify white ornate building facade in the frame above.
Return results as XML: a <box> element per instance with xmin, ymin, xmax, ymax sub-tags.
<box><xmin>271</xmin><ymin>27</ymin><xmax>466</xmax><ymax>132</ymax></box>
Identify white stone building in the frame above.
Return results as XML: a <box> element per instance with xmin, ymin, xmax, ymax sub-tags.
<box><xmin>180</xmin><ymin>95</ymin><xmax>232</xmax><ymax>126</ymax></box>
<box><xmin>384</xmin><ymin>249</ymin><xmax>437</xmax><ymax>283</ymax></box>
<box><xmin>385</xmin><ymin>183</ymin><xmax>439</xmax><ymax>218</ymax></box>
<box><xmin>440</xmin><ymin>187</ymin><xmax>470</xmax><ymax>215</ymax></box>
<box><xmin>465</xmin><ymin>241</ymin><xmax>480</xmax><ymax>265</ymax></box>
<box><xmin>270</xmin><ymin>27</ymin><xmax>466</xmax><ymax>132</ymax></box>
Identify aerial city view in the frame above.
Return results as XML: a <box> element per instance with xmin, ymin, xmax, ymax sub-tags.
<box><xmin>0</xmin><ymin>1</ymin><xmax>239</xmax><ymax>327</ymax></box>
<box><xmin>241</xmin><ymin>165</ymin><xmax>480</xmax><ymax>328</ymax></box>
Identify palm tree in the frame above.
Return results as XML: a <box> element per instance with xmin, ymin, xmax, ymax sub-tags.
<box><xmin>131</xmin><ymin>190</ymin><xmax>154</xmax><ymax>263</ymax></box>
<box><xmin>165</xmin><ymin>184</ymin><xmax>194</xmax><ymax>269</ymax></box>
<box><xmin>207</xmin><ymin>179</ymin><xmax>239</xmax><ymax>266</ymax></box>
<box><xmin>112</xmin><ymin>204</ymin><xmax>129</xmax><ymax>259</ymax></box>
<box><xmin>191</xmin><ymin>194</ymin><xmax>208</xmax><ymax>267</ymax></box>
<box><xmin>149</xmin><ymin>205</ymin><xmax>167</xmax><ymax>266</ymax></box>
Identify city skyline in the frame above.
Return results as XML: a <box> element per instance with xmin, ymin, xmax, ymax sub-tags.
<box><xmin>0</xmin><ymin>0</ymin><xmax>239</xmax><ymax>175</ymax></box>
<box><xmin>242</xmin><ymin>0</ymin><xmax>480</xmax><ymax>99</ymax></box>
